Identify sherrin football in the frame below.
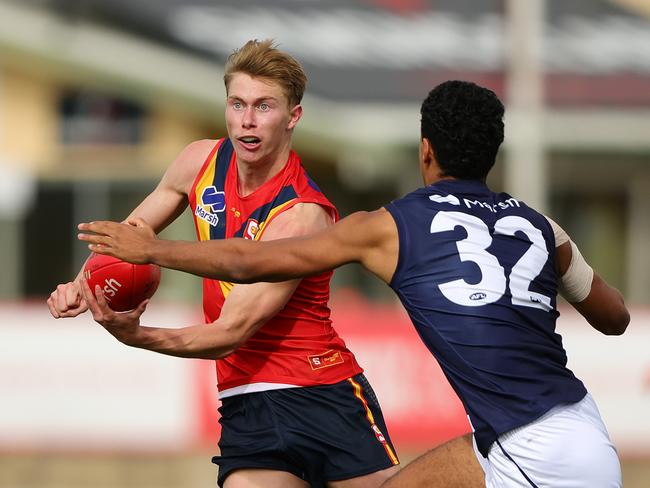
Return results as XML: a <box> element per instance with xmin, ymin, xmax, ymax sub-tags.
<box><xmin>83</xmin><ymin>253</ymin><xmax>161</xmax><ymax>312</ymax></box>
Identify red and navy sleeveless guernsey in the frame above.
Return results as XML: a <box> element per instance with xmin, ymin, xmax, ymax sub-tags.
<box><xmin>385</xmin><ymin>179</ymin><xmax>587</xmax><ymax>458</ymax></box>
<box><xmin>189</xmin><ymin>138</ymin><xmax>362</xmax><ymax>395</ymax></box>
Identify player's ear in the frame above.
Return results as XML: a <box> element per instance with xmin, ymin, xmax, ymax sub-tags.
<box><xmin>420</xmin><ymin>137</ymin><xmax>434</xmax><ymax>166</ymax></box>
<box><xmin>287</xmin><ymin>104</ymin><xmax>303</xmax><ymax>130</ymax></box>
<box><xmin>419</xmin><ymin>137</ymin><xmax>439</xmax><ymax>185</ymax></box>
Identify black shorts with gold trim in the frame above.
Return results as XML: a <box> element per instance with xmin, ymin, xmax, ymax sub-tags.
<box><xmin>212</xmin><ymin>373</ymin><xmax>399</xmax><ymax>487</ymax></box>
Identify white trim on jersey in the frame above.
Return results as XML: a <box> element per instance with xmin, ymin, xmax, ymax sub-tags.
<box><xmin>473</xmin><ymin>393</ymin><xmax>621</xmax><ymax>488</ymax></box>
<box><xmin>218</xmin><ymin>382</ymin><xmax>301</xmax><ymax>399</ymax></box>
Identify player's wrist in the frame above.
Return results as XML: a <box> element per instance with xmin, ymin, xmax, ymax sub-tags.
<box><xmin>146</xmin><ymin>238</ymin><xmax>185</xmax><ymax>270</ymax></box>
<box><xmin>107</xmin><ymin>320</ymin><xmax>145</xmax><ymax>348</ymax></box>
<box><xmin>144</xmin><ymin>239</ymin><xmax>165</xmax><ymax>265</ymax></box>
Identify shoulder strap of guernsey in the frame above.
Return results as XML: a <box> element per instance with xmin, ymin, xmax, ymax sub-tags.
<box><xmin>208</xmin><ymin>138</ymin><xmax>235</xmax><ymax>241</ymax></box>
<box><xmin>232</xmin><ymin>184</ymin><xmax>299</xmax><ymax>239</ymax></box>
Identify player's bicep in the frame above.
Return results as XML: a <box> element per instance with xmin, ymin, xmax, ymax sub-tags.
<box><xmin>217</xmin><ymin>280</ymin><xmax>300</xmax><ymax>347</ymax></box>
<box><xmin>260</xmin><ymin>202</ymin><xmax>333</xmax><ymax>241</ymax></box>
<box><xmin>125</xmin><ymin>186</ymin><xmax>187</xmax><ymax>233</ymax></box>
<box><xmin>546</xmin><ymin>215</ymin><xmax>592</xmax><ymax>299</ymax></box>
<box><xmin>126</xmin><ymin>140</ymin><xmax>215</xmax><ymax>233</ymax></box>
<box><xmin>252</xmin><ymin>203</ymin><xmax>349</xmax><ymax>278</ymax></box>
<box><xmin>356</xmin><ymin>208</ymin><xmax>399</xmax><ymax>283</ymax></box>
<box><xmin>248</xmin><ymin>209</ymin><xmax>397</xmax><ymax>283</ymax></box>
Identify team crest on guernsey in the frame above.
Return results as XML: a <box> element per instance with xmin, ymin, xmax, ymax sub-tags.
<box><xmin>195</xmin><ymin>186</ymin><xmax>226</xmax><ymax>227</ymax></box>
<box><xmin>244</xmin><ymin>219</ymin><xmax>259</xmax><ymax>240</ymax></box>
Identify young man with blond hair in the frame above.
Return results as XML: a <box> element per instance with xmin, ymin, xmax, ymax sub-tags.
<box><xmin>49</xmin><ymin>39</ymin><xmax>399</xmax><ymax>488</ymax></box>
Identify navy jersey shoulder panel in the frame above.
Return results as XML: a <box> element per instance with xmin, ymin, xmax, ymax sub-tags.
<box><xmin>208</xmin><ymin>138</ymin><xmax>234</xmax><ymax>241</ymax></box>
<box><xmin>232</xmin><ymin>184</ymin><xmax>298</xmax><ymax>238</ymax></box>
<box><xmin>304</xmin><ymin>169</ymin><xmax>323</xmax><ymax>193</ymax></box>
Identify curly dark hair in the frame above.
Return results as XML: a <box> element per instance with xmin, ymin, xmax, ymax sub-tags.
<box><xmin>420</xmin><ymin>80</ymin><xmax>504</xmax><ymax>180</ymax></box>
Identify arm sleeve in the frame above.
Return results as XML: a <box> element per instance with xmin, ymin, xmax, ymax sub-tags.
<box><xmin>544</xmin><ymin>215</ymin><xmax>594</xmax><ymax>303</ymax></box>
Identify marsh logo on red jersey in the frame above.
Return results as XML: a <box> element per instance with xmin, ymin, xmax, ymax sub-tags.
<box><xmin>244</xmin><ymin>219</ymin><xmax>259</xmax><ymax>240</ymax></box>
<box><xmin>201</xmin><ymin>186</ymin><xmax>226</xmax><ymax>212</ymax></box>
<box><xmin>195</xmin><ymin>186</ymin><xmax>226</xmax><ymax>227</ymax></box>
<box><xmin>308</xmin><ymin>350</ymin><xmax>344</xmax><ymax>370</ymax></box>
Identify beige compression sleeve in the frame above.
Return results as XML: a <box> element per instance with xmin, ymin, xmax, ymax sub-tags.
<box><xmin>545</xmin><ymin>216</ymin><xmax>594</xmax><ymax>303</ymax></box>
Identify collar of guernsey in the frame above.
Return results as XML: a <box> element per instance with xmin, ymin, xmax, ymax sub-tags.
<box><xmin>188</xmin><ymin>138</ymin><xmax>363</xmax><ymax>393</ymax></box>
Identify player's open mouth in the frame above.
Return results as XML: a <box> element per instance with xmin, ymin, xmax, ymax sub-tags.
<box><xmin>238</xmin><ymin>136</ymin><xmax>261</xmax><ymax>147</ymax></box>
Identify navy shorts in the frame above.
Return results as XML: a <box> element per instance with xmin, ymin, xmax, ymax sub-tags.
<box><xmin>212</xmin><ymin>374</ymin><xmax>399</xmax><ymax>487</ymax></box>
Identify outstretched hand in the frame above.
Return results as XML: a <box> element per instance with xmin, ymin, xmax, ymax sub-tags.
<box><xmin>78</xmin><ymin>218</ymin><xmax>156</xmax><ymax>264</ymax></box>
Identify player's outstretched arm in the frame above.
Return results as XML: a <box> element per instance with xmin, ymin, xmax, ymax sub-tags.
<box><xmin>78</xmin><ymin>208</ymin><xmax>399</xmax><ymax>285</ymax></box>
<box><xmin>76</xmin><ymin>203</ymin><xmax>398</xmax><ymax>360</ymax></box>
<box><xmin>48</xmin><ymin>140</ymin><xmax>214</xmax><ymax>319</ymax></box>
<box><xmin>77</xmin><ymin>270</ymin><xmax>299</xmax><ymax>360</ymax></box>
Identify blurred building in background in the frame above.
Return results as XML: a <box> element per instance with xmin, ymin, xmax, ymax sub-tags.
<box><xmin>1</xmin><ymin>1</ymin><xmax>649</xmax><ymax>487</ymax></box>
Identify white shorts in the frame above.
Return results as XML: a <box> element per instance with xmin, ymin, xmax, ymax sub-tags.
<box><xmin>473</xmin><ymin>393</ymin><xmax>621</xmax><ymax>488</ymax></box>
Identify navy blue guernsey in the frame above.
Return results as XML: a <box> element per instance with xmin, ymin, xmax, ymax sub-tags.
<box><xmin>385</xmin><ymin>179</ymin><xmax>587</xmax><ymax>457</ymax></box>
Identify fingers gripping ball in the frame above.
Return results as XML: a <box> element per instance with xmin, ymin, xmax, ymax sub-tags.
<box><xmin>83</xmin><ymin>253</ymin><xmax>160</xmax><ymax>311</ymax></box>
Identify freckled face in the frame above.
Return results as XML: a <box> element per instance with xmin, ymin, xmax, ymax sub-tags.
<box><xmin>225</xmin><ymin>73</ymin><xmax>302</xmax><ymax>168</ymax></box>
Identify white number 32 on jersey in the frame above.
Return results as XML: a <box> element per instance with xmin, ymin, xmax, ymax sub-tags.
<box><xmin>430</xmin><ymin>211</ymin><xmax>552</xmax><ymax>311</ymax></box>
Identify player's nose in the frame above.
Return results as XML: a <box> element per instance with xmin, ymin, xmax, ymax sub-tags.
<box><xmin>241</xmin><ymin>106</ymin><xmax>256</xmax><ymax>128</ymax></box>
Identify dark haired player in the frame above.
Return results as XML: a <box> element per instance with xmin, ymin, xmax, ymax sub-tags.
<box><xmin>80</xmin><ymin>80</ymin><xmax>629</xmax><ymax>487</ymax></box>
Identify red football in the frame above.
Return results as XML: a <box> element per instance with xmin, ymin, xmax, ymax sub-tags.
<box><xmin>83</xmin><ymin>253</ymin><xmax>161</xmax><ymax>312</ymax></box>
